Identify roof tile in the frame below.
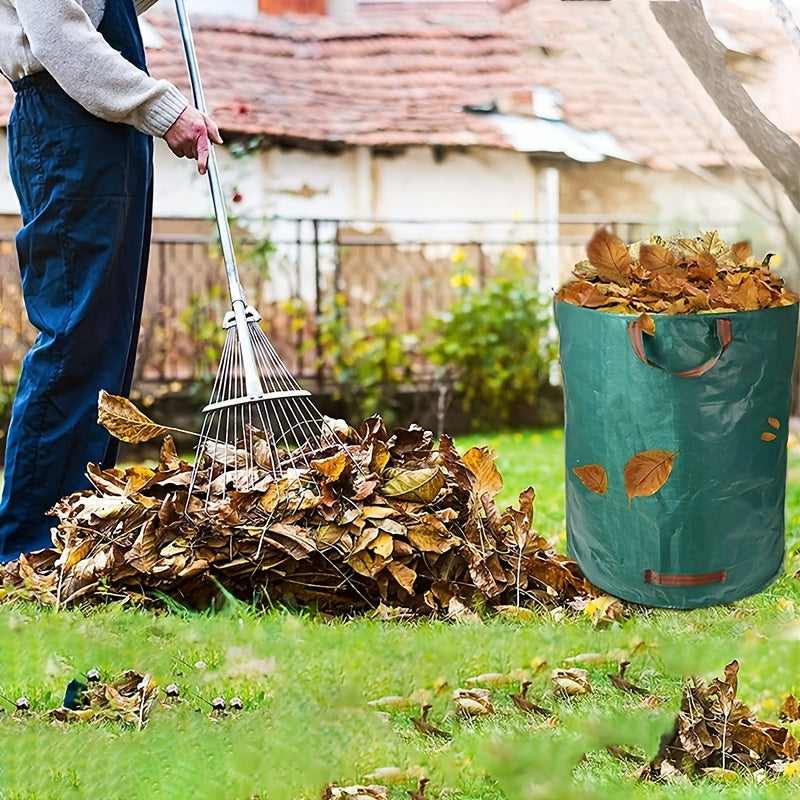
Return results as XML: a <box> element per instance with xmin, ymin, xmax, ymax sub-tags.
<box><xmin>0</xmin><ymin>0</ymin><xmax>796</xmax><ymax>168</ymax></box>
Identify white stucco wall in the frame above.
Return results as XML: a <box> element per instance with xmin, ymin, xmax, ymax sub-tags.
<box><xmin>151</xmin><ymin>141</ymin><xmax>540</xmax><ymax>227</ymax></box>
<box><xmin>1</xmin><ymin>129</ymin><xmax>796</xmax><ymax>287</ymax></box>
<box><xmin>147</xmin><ymin>141</ymin><xmax>546</xmax><ymax>300</ymax></box>
<box><xmin>180</xmin><ymin>0</ymin><xmax>258</xmax><ymax>17</ymax></box>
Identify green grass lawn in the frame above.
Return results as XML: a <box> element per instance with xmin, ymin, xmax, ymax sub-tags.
<box><xmin>1</xmin><ymin>429</ymin><xmax>800</xmax><ymax>800</ymax></box>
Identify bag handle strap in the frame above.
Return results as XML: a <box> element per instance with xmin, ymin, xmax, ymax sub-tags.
<box><xmin>644</xmin><ymin>569</ymin><xmax>727</xmax><ymax>587</ymax></box>
<box><xmin>627</xmin><ymin>318</ymin><xmax>732</xmax><ymax>378</ymax></box>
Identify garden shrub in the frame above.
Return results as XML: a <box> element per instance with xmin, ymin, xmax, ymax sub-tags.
<box><xmin>424</xmin><ymin>246</ymin><xmax>557</xmax><ymax>431</ymax></box>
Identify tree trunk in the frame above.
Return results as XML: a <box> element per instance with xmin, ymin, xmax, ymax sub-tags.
<box><xmin>650</xmin><ymin>0</ymin><xmax>800</xmax><ymax>213</ymax></box>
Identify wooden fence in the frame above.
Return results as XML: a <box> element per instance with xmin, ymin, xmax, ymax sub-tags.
<box><xmin>0</xmin><ymin>216</ymin><xmax>653</xmax><ymax>390</ymax></box>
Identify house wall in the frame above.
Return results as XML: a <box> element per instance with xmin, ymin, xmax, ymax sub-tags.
<box><xmin>557</xmin><ymin>158</ymin><xmax>800</xmax><ymax>281</ymax></box>
<box><xmin>2</xmin><ymin>128</ymin><xmax>796</xmax><ymax>287</ymax></box>
<box><xmin>149</xmin><ymin>141</ymin><xmax>545</xmax><ymax>301</ymax></box>
<box><xmin>152</xmin><ymin>142</ymin><xmax>539</xmax><ymax>226</ymax></box>
<box><xmin>180</xmin><ymin>0</ymin><xmax>259</xmax><ymax>17</ymax></box>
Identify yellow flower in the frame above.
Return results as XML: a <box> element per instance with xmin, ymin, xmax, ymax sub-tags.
<box><xmin>450</xmin><ymin>271</ymin><xmax>474</xmax><ymax>289</ymax></box>
<box><xmin>450</xmin><ymin>246</ymin><xmax>467</xmax><ymax>265</ymax></box>
<box><xmin>784</xmin><ymin>760</ymin><xmax>800</xmax><ymax>778</ymax></box>
<box><xmin>503</xmin><ymin>244</ymin><xmax>526</xmax><ymax>266</ymax></box>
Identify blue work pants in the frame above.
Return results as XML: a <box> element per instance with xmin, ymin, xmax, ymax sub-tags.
<box><xmin>0</xmin><ymin>73</ymin><xmax>153</xmax><ymax>560</ymax></box>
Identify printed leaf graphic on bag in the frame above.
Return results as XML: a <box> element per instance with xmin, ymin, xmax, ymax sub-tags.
<box><xmin>586</xmin><ymin>228</ymin><xmax>631</xmax><ymax>284</ymax></box>
<box><xmin>624</xmin><ymin>450</ymin><xmax>677</xmax><ymax>500</ymax></box>
<box><xmin>572</xmin><ymin>465</ymin><xmax>608</xmax><ymax>496</ymax></box>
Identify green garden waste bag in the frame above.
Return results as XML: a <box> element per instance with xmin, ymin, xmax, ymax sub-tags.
<box><xmin>555</xmin><ymin>300</ymin><xmax>799</xmax><ymax>608</ymax></box>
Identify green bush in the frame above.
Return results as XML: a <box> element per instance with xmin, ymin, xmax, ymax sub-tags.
<box><xmin>424</xmin><ymin>246</ymin><xmax>557</xmax><ymax>430</ymax></box>
<box><xmin>178</xmin><ymin>285</ymin><xmax>230</xmax><ymax>386</ymax></box>
<box><xmin>316</xmin><ymin>284</ymin><xmax>417</xmax><ymax>426</ymax></box>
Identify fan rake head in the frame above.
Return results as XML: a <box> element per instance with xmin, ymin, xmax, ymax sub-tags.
<box><xmin>185</xmin><ymin>307</ymin><xmax>356</xmax><ymax>515</ymax></box>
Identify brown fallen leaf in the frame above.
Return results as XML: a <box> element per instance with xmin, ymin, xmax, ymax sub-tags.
<box><xmin>381</xmin><ymin>467</ymin><xmax>445</xmax><ymax>504</ymax></box>
<box><xmin>465</xmin><ymin>672</ymin><xmax>515</xmax><ymax>688</ymax></box>
<box><xmin>607</xmin><ymin>661</ymin><xmax>650</xmax><ymax>697</ymax></box>
<box><xmin>586</xmin><ymin>228</ymin><xmax>631</xmax><ymax>283</ymax></box>
<box><xmin>606</xmin><ymin>745</ymin><xmax>646</xmax><ymax>764</ymax></box>
<box><xmin>322</xmin><ymin>784</ymin><xmax>389</xmax><ymax>800</ymax></box>
<box><xmin>639</xmin><ymin>243</ymin><xmax>678</xmax><ymax>275</ymax></box>
<box><xmin>452</xmin><ymin>688</ymin><xmax>494</xmax><ymax>717</ymax></box>
<box><xmin>97</xmin><ymin>390</ymin><xmax>193</xmax><ymax>444</ymax></box>
<box><xmin>552</xmin><ymin>668</ymin><xmax>592</xmax><ymax>698</ymax></box>
<box><xmin>407</xmin><ymin>778</ymin><xmax>430</xmax><ymax>800</ymax></box>
<box><xmin>509</xmin><ymin>681</ymin><xmax>554</xmax><ymax>716</ymax></box>
<box><xmin>583</xmin><ymin>594</ymin><xmax>626</xmax><ymax>629</ymax></box>
<box><xmin>636</xmin><ymin>311</ymin><xmax>656</xmax><ymax>336</ymax></box>
<box><xmin>410</xmin><ymin>705</ymin><xmax>451</xmax><ymax>740</ymax></box>
<box><xmin>367</xmin><ymin>695</ymin><xmax>413</xmax><ymax>711</ymax></box>
<box><xmin>362</xmin><ymin>767</ymin><xmax>425</xmax><ymax>785</ymax></box>
<box><xmin>781</xmin><ymin>695</ymin><xmax>800</xmax><ymax>722</ymax></box>
<box><xmin>638</xmin><ymin>695</ymin><xmax>663</xmax><ymax>710</ymax></box>
<box><xmin>461</xmin><ymin>447</ymin><xmax>504</xmax><ymax>499</ymax></box>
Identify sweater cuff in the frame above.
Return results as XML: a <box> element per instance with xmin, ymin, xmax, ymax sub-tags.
<box><xmin>139</xmin><ymin>83</ymin><xmax>189</xmax><ymax>138</ymax></box>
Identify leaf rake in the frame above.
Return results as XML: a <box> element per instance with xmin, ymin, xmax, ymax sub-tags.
<box><xmin>174</xmin><ymin>0</ymin><xmax>353</xmax><ymax>512</ymax></box>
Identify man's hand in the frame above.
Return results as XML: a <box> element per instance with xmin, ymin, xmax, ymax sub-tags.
<box><xmin>164</xmin><ymin>106</ymin><xmax>222</xmax><ymax>174</ymax></box>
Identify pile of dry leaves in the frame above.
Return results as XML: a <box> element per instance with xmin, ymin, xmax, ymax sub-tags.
<box><xmin>0</xmin><ymin>402</ymin><xmax>594</xmax><ymax>616</ymax></box>
<box><xmin>556</xmin><ymin>229</ymin><xmax>798</xmax><ymax>314</ymax></box>
<box><xmin>640</xmin><ymin>660</ymin><xmax>799</xmax><ymax>781</ymax></box>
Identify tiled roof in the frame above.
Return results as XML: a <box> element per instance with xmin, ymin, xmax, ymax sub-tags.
<box><xmin>0</xmin><ymin>0</ymin><xmax>797</xmax><ymax>169</ymax></box>
<box><xmin>0</xmin><ymin>10</ymin><xmax>522</xmax><ymax>150</ymax></box>
<box><xmin>144</xmin><ymin>10</ymin><xmax>523</xmax><ymax>149</ymax></box>
<box><xmin>503</xmin><ymin>0</ymin><xmax>797</xmax><ymax>169</ymax></box>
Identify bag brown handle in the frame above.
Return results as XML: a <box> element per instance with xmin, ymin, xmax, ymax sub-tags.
<box><xmin>627</xmin><ymin>318</ymin><xmax>732</xmax><ymax>378</ymax></box>
<box><xmin>644</xmin><ymin>569</ymin><xmax>727</xmax><ymax>587</ymax></box>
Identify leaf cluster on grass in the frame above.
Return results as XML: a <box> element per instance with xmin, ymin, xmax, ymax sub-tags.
<box><xmin>6</xmin><ymin>670</ymin><xmax>158</xmax><ymax>729</ymax></box>
<box><xmin>556</xmin><ymin>228</ymin><xmax>798</xmax><ymax>314</ymax></box>
<box><xmin>640</xmin><ymin>660</ymin><xmax>800</xmax><ymax>782</ymax></box>
<box><xmin>0</xmin><ymin>409</ymin><xmax>594</xmax><ymax>616</ymax></box>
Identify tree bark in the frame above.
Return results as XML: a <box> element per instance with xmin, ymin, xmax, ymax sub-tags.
<box><xmin>770</xmin><ymin>0</ymin><xmax>800</xmax><ymax>52</ymax></box>
<box><xmin>650</xmin><ymin>0</ymin><xmax>800</xmax><ymax>213</ymax></box>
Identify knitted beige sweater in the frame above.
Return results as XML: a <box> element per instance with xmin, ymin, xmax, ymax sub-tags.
<box><xmin>0</xmin><ymin>0</ymin><xmax>187</xmax><ymax>137</ymax></box>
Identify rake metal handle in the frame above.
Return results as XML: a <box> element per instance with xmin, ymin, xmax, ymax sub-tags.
<box><xmin>174</xmin><ymin>0</ymin><xmax>265</xmax><ymax>398</ymax></box>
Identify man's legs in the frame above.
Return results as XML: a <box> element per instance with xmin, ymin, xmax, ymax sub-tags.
<box><xmin>0</xmin><ymin>85</ymin><xmax>152</xmax><ymax>560</ymax></box>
